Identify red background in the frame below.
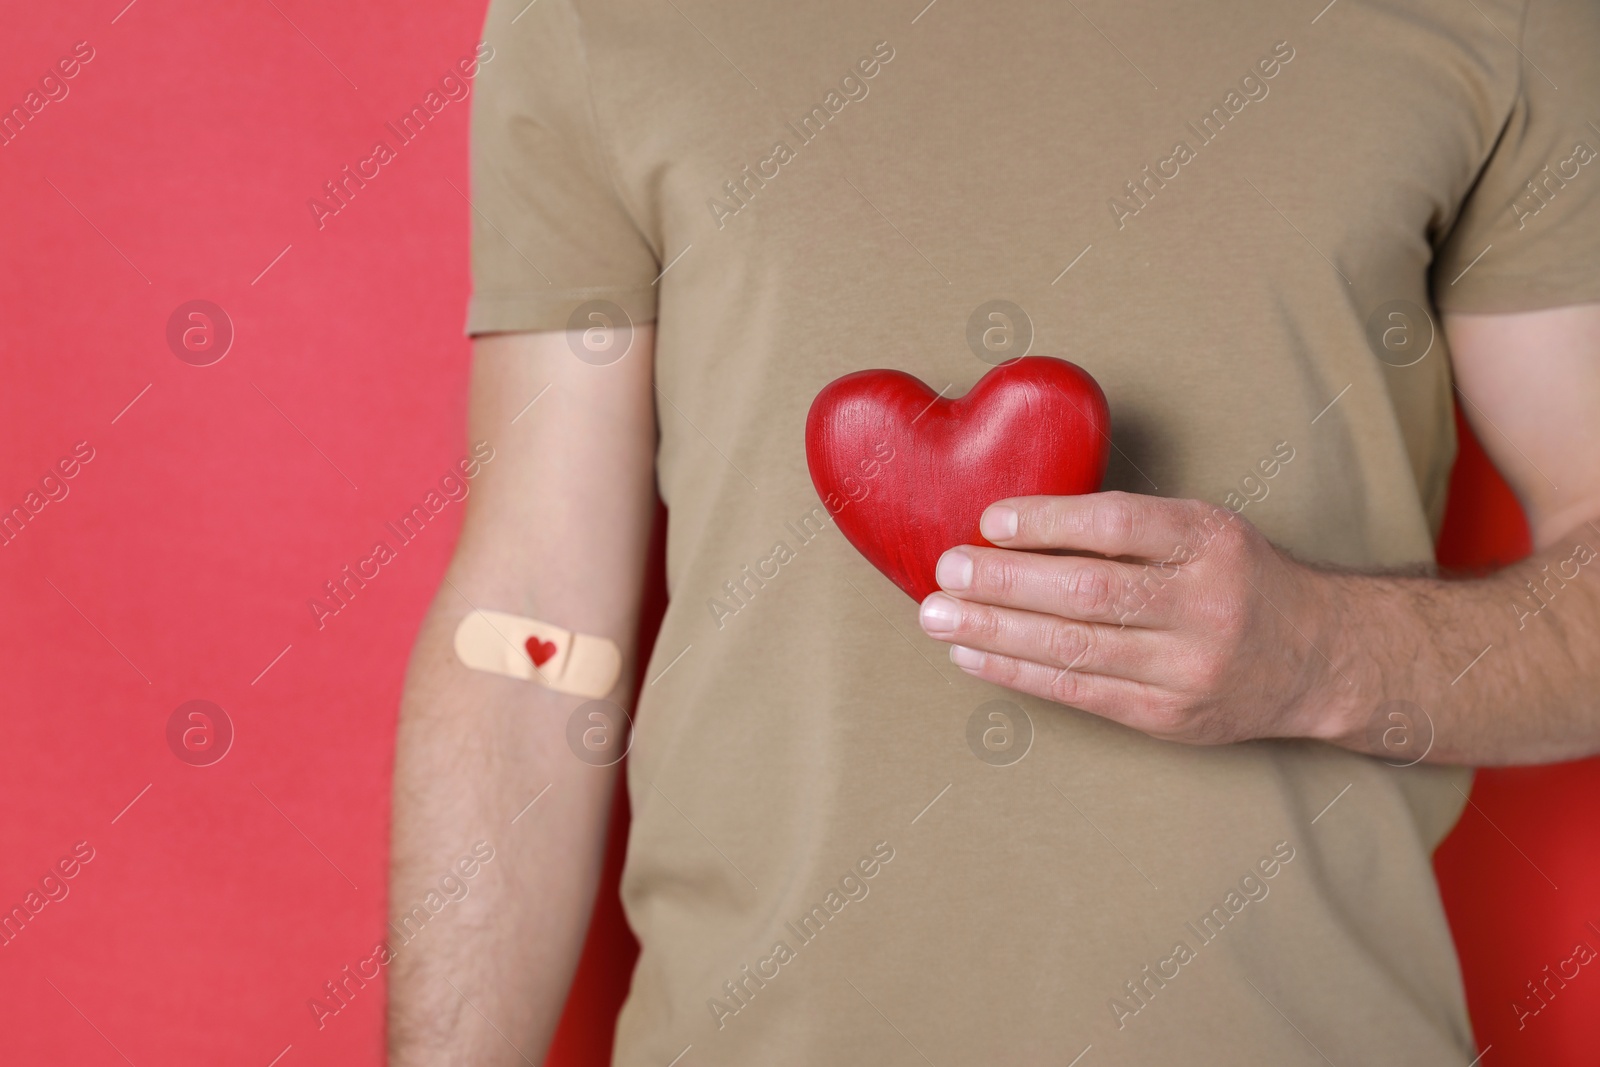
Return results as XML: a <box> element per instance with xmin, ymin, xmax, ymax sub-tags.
<box><xmin>1</xmin><ymin>2</ymin><xmax>1595</xmax><ymax>1064</ymax></box>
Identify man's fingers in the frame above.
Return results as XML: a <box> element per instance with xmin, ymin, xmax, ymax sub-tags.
<box><xmin>934</xmin><ymin>544</ymin><xmax>1178</xmax><ymax>628</ymax></box>
<box><xmin>943</xmin><ymin>646</ymin><xmax>1172</xmax><ymax>733</ymax></box>
<box><xmin>919</xmin><ymin>594</ymin><xmax>1168</xmax><ymax>681</ymax></box>
<box><xmin>980</xmin><ymin>491</ymin><xmax>1237</xmax><ymax>561</ymax></box>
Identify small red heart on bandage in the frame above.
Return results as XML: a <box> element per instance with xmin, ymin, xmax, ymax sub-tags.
<box><xmin>525</xmin><ymin>636</ymin><xmax>558</xmax><ymax>668</ymax></box>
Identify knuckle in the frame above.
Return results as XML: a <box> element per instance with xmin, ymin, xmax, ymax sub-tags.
<box><xmin>981</xmin><ymin>553</ymin><xmax>1026</xmax><ymax>600</ymax></box>
<box><xmin>959</xmin><ymin>602</ymin><xmax>1003</xmax><ymax>642</ymax></box>
<box><xmin>1064</xmin><ymin>563</ymin><xmax>1118</xmax><ymax>617</ymax></box>
<box><xmin>1211</xmin><ymin>510</ymin><xmax>1251</xmax><ymax>556</ymax></box>
<box><xmin>1047</xmin><ymin>666</ymin><xmax>1087</xmax><ymax>707</ymax></box>
<box><xmin>1189</xmin><ymin>502</ymin><xmax>1237</xmax><ymax>557</ymax></box>
<box><xmin>1044</xmin><ymin>622</ymin><xmax>1094</xmax><ymax>670</ymax></box>
<box><xmin>986</xmin><ymin>651</ymin><xmax>1026</xmax><ymax>687</ymax></box>
<box><xmin>972</xmin><ymin>550</ymin><xmax>1024</xmax><ymax>601</ymax></box>
<box><xmin>1027</xmin><ymin>499</ymin><xmax>1069</xmax><ymax>544</ymax></box>
<box><xmin>1184</xmin><ymin>647</ymin><xmax>1228</xmax><ymax>693</ymax></box>
<box><xmin>1093</xmin><ymin>494</ymin><xmax>1140</xmax><ymax>548</ymax></box>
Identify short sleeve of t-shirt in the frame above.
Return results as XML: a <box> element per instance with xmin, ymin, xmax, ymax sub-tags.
<box><xmin>466</xmin><ymin>0</ymin><xmax>660</xmax><ymax>335</ymax></box>
<box><xmin>1433</xmin><ymin>0</ymin><xmax>1600</xmax><ymax>312</ymax></box>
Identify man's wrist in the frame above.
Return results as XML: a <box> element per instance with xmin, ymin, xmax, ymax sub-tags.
<box><xmin>1291</xmin><ymin>564</ymin><xmax>1409</xmax><ymax>752</ymax></box>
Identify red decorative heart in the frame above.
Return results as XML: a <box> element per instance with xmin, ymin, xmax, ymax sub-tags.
<box><xmin>525</xmin><ymin>635</ymin><xmax>558</xmax><ymax>668</ymax></box>
<box><xmin>805</xmin><ymin>356</ymin><xmax>1110</xmax><ymax>602</ymax></box>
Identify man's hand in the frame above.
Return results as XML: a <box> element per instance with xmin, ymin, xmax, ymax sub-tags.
<box><xmin>915</xmin><ymin>300</ymin><xmax>1600</xmax><ymax>767</ymax></box>
<box><xmin>917</xmin><ymin>491</ymin><xmax>1349</xmax><ymax>747</ymax></box>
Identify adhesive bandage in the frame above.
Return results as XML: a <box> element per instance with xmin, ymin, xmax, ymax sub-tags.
<box><xmin>453</xmin><ymin>609</ymin><xmax>621</xmax><ymax>698</ymax></box>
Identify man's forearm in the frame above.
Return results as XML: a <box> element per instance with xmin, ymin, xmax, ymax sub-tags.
<box><xmin>386</xmin><ymin>590</ymin><xmax>627</xmax><ymax>1066</ymax></box>
<box><xmin>387</xmin><ymin>325</ymin><xmax>658</xmax><ymax>1065</ymax></box>
<box><xmin>1324</xmin><ymin>514</ymin><xmax>1600</xmax><ymax>765</ymax></box>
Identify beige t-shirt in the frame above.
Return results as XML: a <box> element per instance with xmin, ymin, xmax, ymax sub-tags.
<box><xmin>467</xmin><ymin>0</ymin><xmax>1600</xmax><ymax>1062</ymax></box>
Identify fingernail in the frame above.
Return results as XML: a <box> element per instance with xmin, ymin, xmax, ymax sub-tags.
<box><xmin>937</xmin><ymin>549</ymin><xmax>973</xmax><ymax>591</ymax></box>
<box><xmin>981</xmin><ymin>505</ymin><xmax>1018</xmax><ymax>541</ymax></box>
<box><xmin>950</xmin><ymin>645</ymin><xmax>985</xmax><ymax>670</ymax></box>
<box><xmin>920</xmin><ymin>592</ymin><xmax>961</xmax><ymax>634</ymax></box>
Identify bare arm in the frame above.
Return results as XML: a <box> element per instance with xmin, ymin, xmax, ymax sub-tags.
<box><xmin>387</xmin><ymin>324</ymin><xmax>655</xmax><ymax>1064</ymax></box>
<box><xmin>1333</xmin><ymin>302</ymin><xmax>1600</xmax><ymax>763</ymax></box>
<box><xmin>912</xmin><ymin>304</ymin><xmax>1600</xmax><ymax>766</ymax></box>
